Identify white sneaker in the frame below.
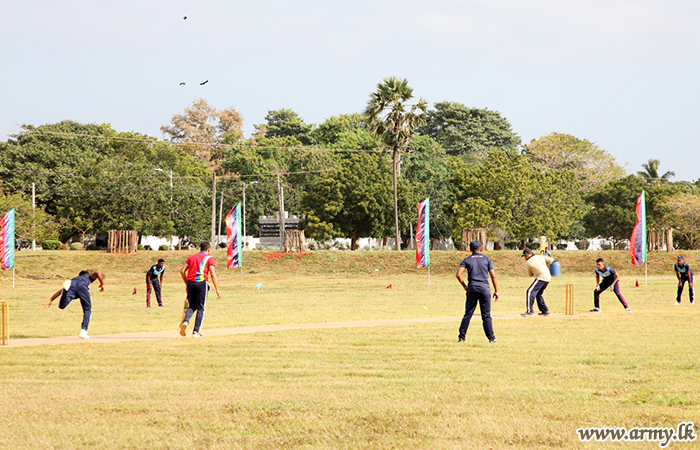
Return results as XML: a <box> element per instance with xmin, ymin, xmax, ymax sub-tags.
<box><xmin>674</xmin><ymin>302</ymin><xmax>680</xmax><ymax>305</ymax></box>
<box><xmin>193</xmin><ymin>331</ymin><xmax>203</xmax><ymax>338</ymax></box>
<box><xmin>79</xmin><ymin>329</ymin><xmax>90</xmax><ymax>339</ymax></box>
<box><xmin>179</xmin><ymin>322</ymin><xmax>188</xmax><ymax>337</ymax></box>
<box><xmin>625</xmin><ymin>308</ymin><xmax>631</xmax><ymax>312</ymax></box>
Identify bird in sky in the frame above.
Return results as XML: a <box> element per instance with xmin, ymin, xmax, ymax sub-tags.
<box><xmin>200</xmin><ymin>80</ymin><xmax>208</xmax><ymax>85</ymax></box>
<box><xmin>183</xmin><ymin>16</ymin><xmax>187</xmax><ymax>20</ymax></box>
<box><xmin>179</xmin><ymin>82</ymin><xmax>186</xmax><ymax>85</ymax></box>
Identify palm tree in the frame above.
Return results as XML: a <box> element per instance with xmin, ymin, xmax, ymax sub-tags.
<box><xmin>638</xmin><ymin>159</ymin><xmax>675</xmax><ymax>182</ymax></box>
<box><xmin>364</xmin><ymin>77</ymin><xmax>427</xmax><ymax>250</ymax></box>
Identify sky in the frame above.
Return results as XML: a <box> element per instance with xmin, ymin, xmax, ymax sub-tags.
<box><xmin>1</xmin><ymin>0</ymin><xmax>699</xmax><ymax>181</ymax></box>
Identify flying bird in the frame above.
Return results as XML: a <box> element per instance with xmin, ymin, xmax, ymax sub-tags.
<box><xmin>200</xmin><ymin>80</ymin><xmax>208</xmax><ymax>85</ymax></box>
<box><xmin>179</xmin><ymin>82</ymin><xmax>186</xmax><ymax>85</ymax></box>
<box><xmin>183</xmin><ymin>16</ymin><xmax>187</xmax><ymax>20</ymax></box>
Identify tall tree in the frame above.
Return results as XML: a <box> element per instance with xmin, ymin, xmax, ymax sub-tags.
<box><xmin>0</xmin><ymin>192</ymin><xmax>58</xmax><ymax>246</ymax></box>
<box><xmin>402</xmin><ymin>135</ymin><xmax>451</xmax><ymax>245</ymax></box>
<box><xmin>263</xmin><ymin>108</ymin><xmax>316</xmax><ymax>145</ymax></box>
<box><xmin>0</xmin><ymin>121</ymin><xmax>112</xmax><ymax>216</ymax></box>
<box><xmin>583</xmin><ymin>175</ymin><xmax>683</xmax><ymax>246</ymax></box>
<box><xmin>525</xmin><ymin>132</ymin><xmax>626</xmax><ymax>193</ymax></box>
<box><xmin>314</xmin><ymin>113</ymin><xmax>382</xmax><ymax>151</ymax></box>
<box><xmin>638</xmin><ymin>158</ymin><xmax>675</xmax><ymax>182</ymax></box>
<box><xmin>300</xmin><ymin>153</ymin><xmax>417</xmax><ymax>250</ymax></box>
<box><xmin>445</xmin><ymin>151</ymin><xmax>584</xmax><ymax>246</ymax></box>
<box><xmin>417</xmin><ymin>102</ymin><xmax>521</xmax><ymax>157</ymax></box>
<box><xmin>217</xmin><ymin>135</ymin><xmax>337</xmax><ymax>237</ymax></box>
<box><xmin>161</xmin><ymin>98</ymin><xmax>243</xmax><ymax>162</ymax></box>
<box><xmin>663</xmin><ymin>193</ymin><xmax>700</xmax><ymax>249</ymax></box>
<box><xmin>364</xmin><ymin>76</ymin><xmax>427</xmax><ymax>250</ymax></box>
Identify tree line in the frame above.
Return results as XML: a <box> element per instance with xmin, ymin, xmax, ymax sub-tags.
<box><xmin>1</xmin><ymin>77</ymin><xmax>699</xmax><ymax>250</ymax></box>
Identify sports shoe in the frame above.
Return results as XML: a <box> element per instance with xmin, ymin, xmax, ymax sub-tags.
<box><xmin>179</xmin><ymin>321</ymin><xmax>188</xmax><ymax>337</ymax></box>
<box><xmin>489</xmin><ymin>338</ymin><xmax>496</xmax><ymax>343</ymax></box>
<box><xmin>538</xmin><ymin>311</ymin><xmax>551</xmax><ymax>316</ymax></box>
<box><xmin>691</xmin><ymin>301</ymin><xmax>695</xmax><ymax>305</ymax></box>
<box><xmin>589</xmin><ymin>308</ymin><xmax>601</xmax><ymax>312</ymax></box>
<box><xmin>521</xmin><ymin>312</ymin><xmax>534</xmax><ymax>317</ymax></box>
<box><xmin>458</xmin><ymin>337</ymin><xmax>465</xmax><ymax>342</ymax></box>
<box><xmin>625</xmin><ymin>308</ymin><xmax>631</xmax><ymax>312</ymax></box>
<box><xmin>193</xmin><ymin>331</ymin><xmax>203</xmax><ymax>338</ymax></box>
<box><xmin>79</xmin><ymin>329</ymin><xmax>90</xmax><ymax>339</ymax></box>
<box><xmin>674</xmin><ymin>302</ymin><xmax>680</xmax><ymax>305</ymax></box>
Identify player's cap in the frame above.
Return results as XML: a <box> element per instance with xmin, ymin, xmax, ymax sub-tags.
<box><xmin>469</xmin><ymin>240</ymin><xmax>481</xmax><ymax>251</ymax></box>
<box><xmin>677</xmin><ymin>255</ymin><xmax>684</xmax><ymax>261</ymax></box>
<box><xmin>522</xmin><ymin>248</ymin><xmax>534</xmax><ymax>257</ymax></box>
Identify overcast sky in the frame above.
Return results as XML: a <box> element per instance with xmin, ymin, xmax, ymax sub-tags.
<box><xmin>1</xmin><ymin>0</ymin><xmax>698</xmax><ymax>180</ymax></box>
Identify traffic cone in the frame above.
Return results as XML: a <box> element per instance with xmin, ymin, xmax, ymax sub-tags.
<box><xmin>635</xmin><ymin>279</ymin><xmax>639</xmax><ymax>287</ymax></box>
<box><xmin>386</xmin><ymin>284</ymin><xmax>392</xmax><ymax>289</ymax></box>
<box><xmin>132</xmin><ymin>287</ymin><xmax>137</xmax><ymax>295</ymax></box>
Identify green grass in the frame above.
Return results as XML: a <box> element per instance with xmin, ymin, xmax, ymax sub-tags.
<box><xmin>1</xmin><ymin>250</ymin><xmax>699</xmax><ymax>449</ymax></box>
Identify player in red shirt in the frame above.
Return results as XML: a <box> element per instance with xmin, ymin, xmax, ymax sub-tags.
<box><xmin>179</xmin><ymin>242</ymin><xmax>221</xmax><ymax>337</ymax></box>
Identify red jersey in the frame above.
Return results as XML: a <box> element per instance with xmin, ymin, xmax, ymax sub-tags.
<box><xmin>185</xmin><ymin>251</ymin><xmax>215</xmax><ymax>282</ymax></box>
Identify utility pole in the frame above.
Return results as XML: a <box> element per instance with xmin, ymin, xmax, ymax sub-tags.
<box><xmin>210</xmin><ymin>173</ymin><xmax>217</xmax><ymax>245</ymax></box>
<box><xmin>217</xmin><ymin>191</ymin><xmax>224</xmax><ymax>247</ymax></box>
<box><xmin>277</xmin><ymin>174</ymin><xmax>285</xmax><ymax>250</ymax></box>
<box><xmin>32</xmin><ymin>183</ymin><xmax>36</xmax><ymax>251</ymax></box>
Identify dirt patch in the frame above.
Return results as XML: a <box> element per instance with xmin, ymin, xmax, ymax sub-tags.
<box><xmin>261</xmin><ymin>252</ymin><xmax>287</xmax><ymax>261</ymax></box>
<box><xmin>23</xmin><ymin>273</ymin><xmax>65</xmax><ymax>280</ymax></box>
<box><xmin>261</xmin><ymin>252</ymin><xmax>310</xmax><ymax>261</ymax></box>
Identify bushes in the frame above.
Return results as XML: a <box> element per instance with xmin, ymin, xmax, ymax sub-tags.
<box><xmin>69</xmin><ymin>242</ymin><xmax>83</xmax><ymax>251</ymax></box>
<box><xmin>40</xmin><ymin>240</ymin><xmax>61</xmax><ymax>250</ymax></box>
<box><xmin>159</xmin><ymin>244</ymin><xmax>170</xmax><ymax>251</ymax></box>
<box><xmin>504</xmin><ymin>240</ymin><xmax>520</xmax><ymax>250</ymax></box>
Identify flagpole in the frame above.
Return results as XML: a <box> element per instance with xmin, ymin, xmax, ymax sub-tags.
<box><xmin>12</xmin><ymin>267</ymin><xmax>15</xmax><ymax>289</ymax></box>
<box><xmin>645</xmin><ymin>261</ymin><xmax>647</xmax><ymax>286</ymax></box>
<box><xmin>240</xmin><ymin>266</ymin><xmax>243</xmax><ymax>288</ymax></box>
<box><xmin>428</xmin><ymin>265</ymin><xmax>431</xmax><ymax>288</ymax></box>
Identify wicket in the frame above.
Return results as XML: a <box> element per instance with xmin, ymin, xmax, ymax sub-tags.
<box><xmin>1</xmin><ymin>301</ymin><xmax>8</xmax><ymax>345</ymax></box>
<box><xmin>565</xmin><ymin>284</ymin><xmax>574</xmax><ymax>315</ymax></box>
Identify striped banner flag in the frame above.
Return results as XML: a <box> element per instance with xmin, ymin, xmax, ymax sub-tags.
<box><xmin>0</xmin><ymin>209</ymin><xmax>15</xmax><ymax>270</ymax></box>
<box><xmin>225</xmin><ymin>203</ymin><xmax>242</xmax><ymax>269</ymax></box>
<box><xmin>630</xmin><ymin>190</ymin><xmax>646</xmax><ymax>265</ymax></box>
<box><xmin>416</xmin><ymin>198</ymin><xmax>429</xmax><ymax>269</ymax></box>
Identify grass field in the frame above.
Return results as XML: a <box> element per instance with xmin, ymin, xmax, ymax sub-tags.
<box><xmin>1</xmin><ymin>250</ymin><xmax>699</xmax><ymax>449</ymax></box>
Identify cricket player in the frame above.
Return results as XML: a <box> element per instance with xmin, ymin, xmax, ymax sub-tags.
<box><xmin>146</xmin><ymin>258</ymin><xmax>165</xmax><ymax>307</ymax></box>
<box><xmin>179</xmin><ymin>242</ymin><xmax>221</xmax><ymax>338</ymax></box>
<box><xmin>674</xmin><ymin>255</ymin><xmax>694</xmax><ymax>305</ymax></box>
<box><xmin>590</xmin><ymin>258</ymin><xmax>630</xmax><ymax>312</ymax></box>
<box><xmin>521</xmin><ymin>248</ymin><xmax>554</xmax><ymax>316</ymax></box>
<box><xmin>44</xmin><ymin>270</ymin><xmax>106</xmax><ymax>339</ymax></box>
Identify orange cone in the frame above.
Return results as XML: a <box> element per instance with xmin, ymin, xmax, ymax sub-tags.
<box><xmin>386</xmin><ymin>284</ymin><xmax>392</xmax><ymax>289</ymax></box>
<box><xmin>635</xmin><ymin>279</ymin><xmax>639</xmax><ymax>287</ymax></box>
<box><xmin>133</xmin><ymin>287</ymin><xmax>137</xmax><ymax>295</ymax></box>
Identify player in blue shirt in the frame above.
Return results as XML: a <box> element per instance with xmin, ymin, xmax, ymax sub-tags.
<box><xmin>146</xmin><ymin>259</ymin><xmax>165</xmax><ymax>307</ymax></box>
<box><xmin>674</xmin><ymin>255</ymin><xmax>694</xmax><ymax>305</ymax></box>
<box><xmin>455</xmin><ymin>240</ymin><xmax>499</xmax><ymax>343</ymax></box>
<box><xmin>590</xmin><ymin>258</ymin><xmax>630</xmax><ymax>312</ymax></box>
<box><xmin>44</xmin><ymin>270</ymin><xmax>105</xmax><ymax>339</ymax></box>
